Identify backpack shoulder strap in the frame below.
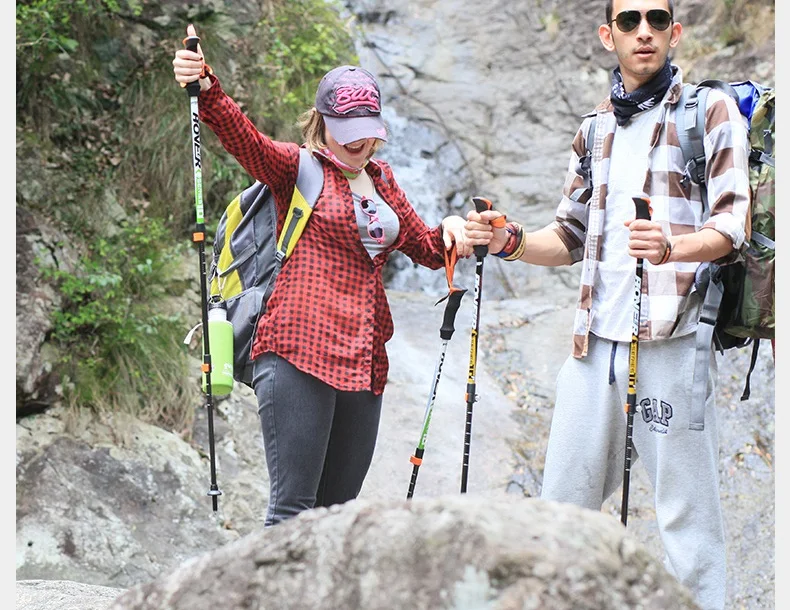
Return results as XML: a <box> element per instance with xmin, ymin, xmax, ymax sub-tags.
<box><xmin>750</xmin><ymin>85</ymin><xmax>775</xmax><ymax>166</ymax></box>
<box><xmin>372</xmin><ymin>158</ymin><xmax>390</xmax><ymax>186</ymax></box>
<box><xmin>690</xmin><ymin>262</ymin><xmax>725</xmax><ymax>431</ymax></box>
<box><xmin>698</xmin><ymin>79</ymin><xmax>739</xmax><ymax>104</ymax></box>
<box><xmin>296</xmin><ymin>147</ymin><xmax>324</xmax><ymax>202</ymax></box>
<box><xmin>676</xmin><ymin>83</ymin><xmax>709</xmax><ymax>209</ymax></box>
<box><xmin>678</xmin><ymin>79</ymin><xmax>743</xmax><ymax>212</ymax></box>
<box><xmin>570</xmin><ymin>114</ymin><xmax>597</xmax><ymax>202</ymax></box>
<box><xmin>276</xmin><ymin>148</ymin><xmax>325</xmax><ymax>262</ymax></box>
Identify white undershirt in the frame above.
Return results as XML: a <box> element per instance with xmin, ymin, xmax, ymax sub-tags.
<box><xmin>590</xmin><ymin>104</ymin><xmax>661</xmax><ymax>342</ymax></box>
<box><xmin>347</xmin><ymin>171</ymin><xmax>399</xmax><ymax>258</ymax></box>
<box><xmin>352</xmin><ymin>190</ymin><xmax>399</xmax><ymax>257</ymax></box>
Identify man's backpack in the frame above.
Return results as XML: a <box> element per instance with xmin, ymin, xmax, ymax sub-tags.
<box><xmin>208</xmin><ymin>148</ymin><xmax>324</xmax><ymax>387</ymax></box>
<box><xmin>679</xmin><ymin>80</ymin><xmax>775</xmax><ymax>417</ymax></box>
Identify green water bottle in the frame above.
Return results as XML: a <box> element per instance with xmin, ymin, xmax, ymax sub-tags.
<box><xmin>202</xmin><ymin>300</ymin><xmax>234</xmax><ymax>396</ymax></box>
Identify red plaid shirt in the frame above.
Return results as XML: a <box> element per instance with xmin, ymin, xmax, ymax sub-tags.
<box><xmin>198</xmin><ymin>75</ymin><xmax>446</xmax><ymax>394</ymax></box>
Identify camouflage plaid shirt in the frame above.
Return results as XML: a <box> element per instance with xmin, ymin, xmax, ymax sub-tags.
<box><xmin>550</xmin><ymin>67</ymin><xmax>751</xmax><ymax>358</ymax></box>
<box><xmin>198</xmin><ymin>75</ymin><xmax>446</xmax><ymax>394</ymax></box>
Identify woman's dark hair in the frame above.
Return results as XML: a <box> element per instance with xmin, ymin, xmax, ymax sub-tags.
<box><xmin>605</xmin><ymin>0</ymin><xmax>674</xmax><ymax>24</ymax></box>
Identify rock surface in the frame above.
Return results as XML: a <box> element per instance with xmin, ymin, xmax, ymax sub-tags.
<box><xmin>16</xmin><ymin>289</ymin><xmax>775</xmax><ymax>608</ymax></box>
<box><xmin>16</xmin><ymin>580</ymin><xmax>125</xmax><ymax>610</ymax></box>
<box><xmin>107</xmin><ymin>495</ymin><xmax>700</xmax><ymax>610</ymax></box>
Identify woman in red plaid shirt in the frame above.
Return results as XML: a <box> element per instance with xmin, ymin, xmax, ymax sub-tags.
<box><xmin>174</xmin><ymin>25</ymin><xmax>469</xmax><ymax>526</ymax></box>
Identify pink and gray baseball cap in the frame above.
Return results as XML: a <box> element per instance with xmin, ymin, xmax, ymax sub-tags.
<box><xmin>315</xmin><ymin>66</ymin><xmax>388</xmax><ymax>145</ymax></box>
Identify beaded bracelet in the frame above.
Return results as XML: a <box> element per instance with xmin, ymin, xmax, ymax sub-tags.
<box><xmin>494</xmin><ymin>222</ymin><xmax>521</xmax><ymax>258</ymax></box>
<box><xmin>503</xmin><ymin>225</ymin><xmax>526</xmax><ymax>261</ymax></box>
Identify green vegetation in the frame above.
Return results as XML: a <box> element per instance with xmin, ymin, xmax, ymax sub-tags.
<box><xmin>16</xmin><ymin>0</ymin><xmax>357</xmax><ymax>430</ymax></box>
<box><xmin>258</xmin><ymin>1</ymin><xmax>358</xmax><ymax>138</ymax></box>
<box><xmin>43</xmin><ymin>218</ymin><xmax>193</xmax><ymax>429</ymax></box>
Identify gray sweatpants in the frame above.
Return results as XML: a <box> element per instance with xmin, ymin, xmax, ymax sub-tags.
<box><xmin>541</xmin><ymin>333</ymin><xmax>725</xmax><ymax>610</ymax></box>
<box><xmin>253</xmin><ymin>352</ymin><xmax>383</xmax><ymax>527</ymax></box>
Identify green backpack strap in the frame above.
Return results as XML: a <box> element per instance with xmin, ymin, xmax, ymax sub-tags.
<box><xmin>756</xmin><ymin>88</ymin><xmax>775</xmax><ymax>163</ymax></box>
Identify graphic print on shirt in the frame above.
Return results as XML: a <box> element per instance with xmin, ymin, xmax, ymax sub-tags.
<box><xmin>639</xmin><ymin>397</ymin><xmax>673</xmax><ymax>434</ymax></box>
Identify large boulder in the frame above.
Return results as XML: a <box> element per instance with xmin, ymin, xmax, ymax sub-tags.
<box><xmin>108</xmin><ymin>495</ymin><xmax>700</xmax><ymax>610</ymax></box>
<box><xmin>15</xmin><ymin>406</ymin><xmax>247</xmax><ymax>588</ymax></box>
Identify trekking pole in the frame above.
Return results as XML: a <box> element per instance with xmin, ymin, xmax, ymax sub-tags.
<box><xmin>621</xmin><ymin>196</ymin><xmax>652</xmax><ymax>526</ymax></box>
<box><xmin>407</xmin><ymin>247</ymin><xmax>467</xmax><ymax>499</ymax></box>
<box><xmin>182</xmin><ymin>33</ymin><xmax>222</xmax><ymax>512</ymax></box>
<box><xmin>460</xmin><ymin>196</ymin><xmax>506</xmax><ymax>493</ymax></box>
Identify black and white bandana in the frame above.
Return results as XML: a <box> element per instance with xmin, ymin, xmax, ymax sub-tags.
<box><xmin>610</xmin><ymin>60</ymin><xmax>675</xmax><ymax>126</ymax></box>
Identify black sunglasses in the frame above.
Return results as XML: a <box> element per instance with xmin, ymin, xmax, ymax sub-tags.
<box><xmin>609</xmin><ymin>9</ymin><xmax>672</xmax><ymax>33</ymax></box>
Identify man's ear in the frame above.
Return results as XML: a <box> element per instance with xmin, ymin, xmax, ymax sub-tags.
<box><xmin>599</xmin><ymin>23</ymin><xmax>616</xmax><ymax>51</ymax></box>
<box><xmin>669</xmin><ymin>22</ymin><xmax>683</xmax><ymax>49</ymax></box>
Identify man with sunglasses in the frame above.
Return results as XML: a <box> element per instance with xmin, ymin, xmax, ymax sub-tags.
<box><xmin>462</xmin><ymin>2</ymin><xmax>750</xmax><ymax>609</ymax></box>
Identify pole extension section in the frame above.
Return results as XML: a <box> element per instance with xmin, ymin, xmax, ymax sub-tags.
<box><xmin>183</xmin><ymin>34</ymin><xmax>222</xmax><ymax>512</ymax></box>
<box><xmin>407</xmin><ymin>246</ymin><xmax>467</xmax><ymax>499</ymax></box>
<box><xmin>621</xmin><ymin>196</ymin><xmax>652</xmax><ymax>526</ymax></box>
<box><xmin>460</xmin><ymin>196</ymin><xmax>505</xmax><ymax>493</ymax></box>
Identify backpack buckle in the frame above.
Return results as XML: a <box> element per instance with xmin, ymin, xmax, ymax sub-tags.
<box><xmin>694</xmin><ymin>262</ymin><xmax>722</xmax><ymax>298</ymax></box>
<box><xmin>576</xmin><ymin>153</ymin><xmax>592</xmax><ymax>185</ymax></box>
<box><xmin>684</xmin><ymin>156</ymin><xmax>706</xmax><ymax>186</ymax></box>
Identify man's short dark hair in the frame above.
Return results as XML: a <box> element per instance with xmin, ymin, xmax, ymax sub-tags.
<box><xmin>606</xmin><ymin>1</ymin><xmax>675</xmax><ymax>24</ymax></box>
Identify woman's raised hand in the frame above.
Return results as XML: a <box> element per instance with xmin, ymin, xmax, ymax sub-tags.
<box><xmin>172</xmin><ymin>24</ymin><xmax>212</xmax><ymax>92</ymax></box>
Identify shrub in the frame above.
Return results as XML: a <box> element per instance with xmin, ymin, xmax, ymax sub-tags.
<box><xmin>43</xmin><ymin>217</ymin><xmax>195</xmax><ymax>430</ymax></box>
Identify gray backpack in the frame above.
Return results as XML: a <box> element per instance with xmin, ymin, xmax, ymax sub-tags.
<box><xmin>208</xmin><ymin>148</ymin><xmax>324</xmax><ymax>387</ymax></box>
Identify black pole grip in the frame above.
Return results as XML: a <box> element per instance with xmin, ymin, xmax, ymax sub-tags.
<box><xmin>472</xmin><ymin>196</ymin><xmax>493</xmax><ymax>258</ymax></box>
<box><xmin>439</xmin><ymin>288</ymin><xmax>467</xmax><ymax>340</ymax></box>
<box><xmin>183</xmin><ymin>35</ymin><xmax>202</xmax><ymax>97</ymax></box>
<box><xmin>184</xmin><ymin>35</ymin><xmax>199</xmax><ymax>52</ymax></box>
<box><xmin>633</xmin><ymin>197</ymin><xmax>652</xmax><ymax>221</ymax></box>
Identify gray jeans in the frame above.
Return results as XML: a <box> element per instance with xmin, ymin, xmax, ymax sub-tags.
<box><xmin>252</xmin><ymin>352</ymin><xmax>383</xmax><ymax>526</ymax></box>
<box><xmin>541</xmin><ymin>333</ymin><xmax>725</xmax><ymax>610</ymax></box>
